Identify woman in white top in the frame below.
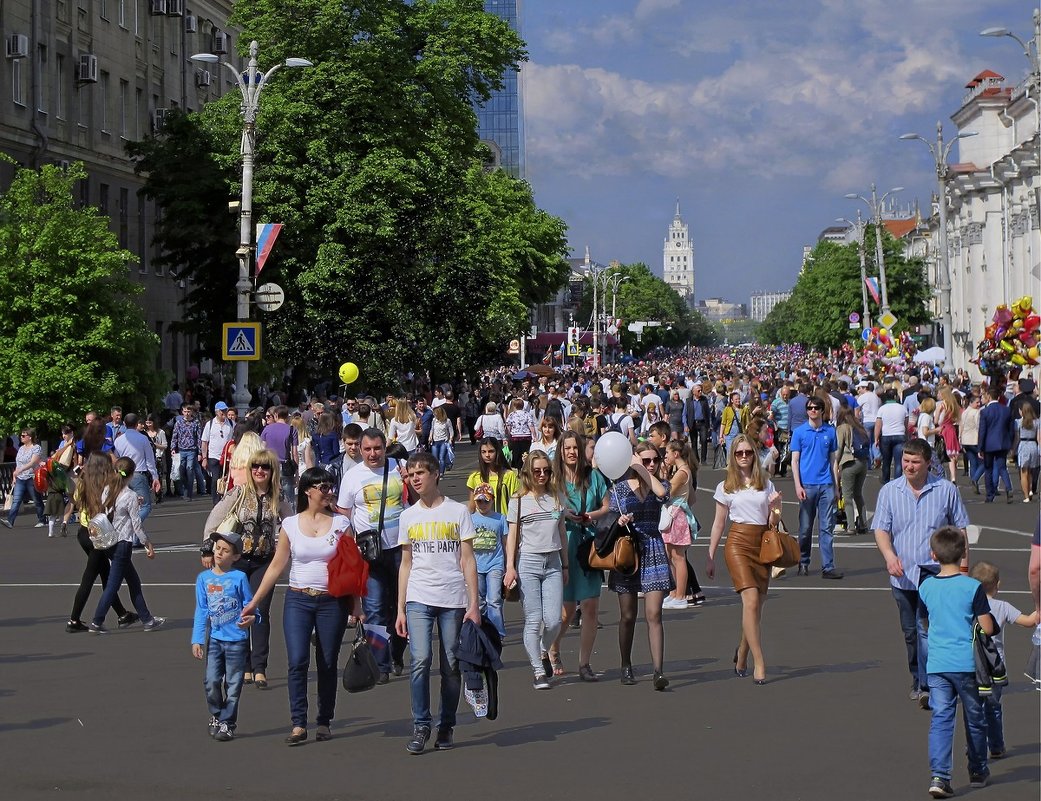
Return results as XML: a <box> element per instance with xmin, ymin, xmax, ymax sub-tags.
<box><xmin>88</xmin><ymin>456</ymin><xmax>164</xmax><ymax>633</ymax></box>
<box><xmin>874</xmin><ymin>389</ymin><xmax>909</xmax><ymax>484</ymax></box>
<box><xmin>503</xmin><ymin>449</ymin><xmax>568</xmax><ymax>690</ymax></box>
<box><xmin>244</xmin><ymin>467</ymin><xmax>362</xmax><ymax>745</ymax></box>
<box><xmin>706</xmin><ymin>434</ymin><xmax>782</xmax><ymax>685</ymax></box>
<box><xmin>916</xmin><ymin>397</ymin><xmax>938</xmax><ymax>448</ymax></box>
<box><xmin>530</xmin><ymin>416</ymin><xmax>562</xmax><ymax>462</ymax></box>
<box><xmin>429</xmin><ymin>404</ymin><xmax>455</xmax><ymax>477</ymax></box>
<box><xmin>476</xmin><ymin>402</ymin><xmax>507</xmax><ymax>442</ymax></box>
<box><xmin>960</xmin><ymin>392</ymin><xmax>984</xmax><ymax>493</ymax></box>
<box><xmin>387</xmin><ymin>398</ymin><xmax>419</xmax><ymax>454</ymax></box>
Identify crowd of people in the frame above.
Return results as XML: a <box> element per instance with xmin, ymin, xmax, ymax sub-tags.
<box><xmin>4</xmin><ymin>345</ymin><xmax>1039</xmax><ymax>789</ymax></box>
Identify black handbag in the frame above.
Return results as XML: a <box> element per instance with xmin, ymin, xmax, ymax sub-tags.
<box><xmin>342</xmin><ymin>625</ymin><xmax>380</xmax><ymax>693</ymax></box>
<box><xmin>357</xmin><ymin>460</ymin><xmax>391</xmax><ymax>563</ymax></box>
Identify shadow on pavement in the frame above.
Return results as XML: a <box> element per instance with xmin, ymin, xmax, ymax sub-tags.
<box><xmin>0</xmin><ymin>716</ymin><xmax>75</xmax><ymax>732</ymax></box>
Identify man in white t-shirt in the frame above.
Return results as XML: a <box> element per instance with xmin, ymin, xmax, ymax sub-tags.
<box><xmin>856</xmin><ymin>381</ymin><xmax>882</xmax><ymax>466</ymax></box>
<box><xmin>338</xmin><ymin>428</ymin><xmax>409</xmax><ymax>680</ymax></box>
<box><xmin>606</xmin><ymin>397</ymin><xmax>637</xmax><ymax>444</ymax></box>
<box><xmin>201</xmin><ymin>402</ymin><xmax>235</xmax><ymax>506</ymax></box>
<box><xmin>396</xmin><ymin>451</ymin><xmax>479</xmax><ymax>755</ymax></box>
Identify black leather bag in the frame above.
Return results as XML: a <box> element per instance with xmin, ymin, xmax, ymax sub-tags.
<box><xmin>342</xmin><ymin>625</ymin><xmax>380</xmax><ymax>693</ymax></box>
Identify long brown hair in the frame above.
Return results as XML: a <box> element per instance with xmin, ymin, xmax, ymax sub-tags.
<box><xmin>555</xmin><ymin>430</ymin><xmax>591</xmax><ymax>495</ymax></box>
<box><xmin>1022</xmin><ymin>403</ymin><xmax>1037</xmax><ymax>431</ymax></box>
<box><xmin>723</xmin><ymin>434</ymin><xmax>766</xmax><ymax>493</ymax></box>
<box><xmin>516</xmin><ymin>449</ymin><xmax>561</xmax><ymax>500</ymax></box>
<box><xmin>76</xmin><ymin>454</ymin><xmax>122</xmax><ymax>518</ymax></box>
<box><xmin>836</xmin><ymin>406</ymin><xmax>867</xmax><ymax>440</ymax></box>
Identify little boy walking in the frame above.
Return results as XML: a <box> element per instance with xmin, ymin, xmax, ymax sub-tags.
<box><xmin>919</xmin><ymin>526</ymin><xmax>995</xmax><ymax>797</ymax></box>
<box><xmin>471</xmin><ymin>483</ymin><xmax>508</xmax><ymax>639</ymax></box>
<box><xmin>191</xmin><ymin>531</ymin><xmax>256</xmax><ymax>742</ymax></box>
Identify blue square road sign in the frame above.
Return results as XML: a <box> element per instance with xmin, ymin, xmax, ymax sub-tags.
<box><xmin>223</xmin><ymin>322</ymin><xmax>261</xmax><ymax>361</ymax></box>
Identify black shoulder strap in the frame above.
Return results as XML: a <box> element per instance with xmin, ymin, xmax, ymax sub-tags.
<box><xmin>377</xmin><ymin>458</ymin><xmax>390</xmax><ymax>535</ymax></box>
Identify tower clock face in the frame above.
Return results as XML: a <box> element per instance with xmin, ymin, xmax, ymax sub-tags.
<box><xmin>675</xmin><ymin>240</ymin><xmax>683</xmax><ymax>248</ymax></box>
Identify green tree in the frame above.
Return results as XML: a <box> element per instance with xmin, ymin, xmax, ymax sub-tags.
<box><xmin>0</xmin><ymin>162</ymin><xmax>161</xmax><ymax>433</ymax></box>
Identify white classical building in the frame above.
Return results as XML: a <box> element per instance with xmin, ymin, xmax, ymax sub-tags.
<box><xmin>749</xmin><ymin>290</ymin><xmax>792</xmax><ymax>322</ymax></box>
<box><xmin>663</xmin><ymin>200</ymin><xmax>695</xmax><ymax>306</ymax></box>
<box><xmin>931</xmin><ymin>65</ymin><xmax>1039</xmax><ymax>373</ymax></box>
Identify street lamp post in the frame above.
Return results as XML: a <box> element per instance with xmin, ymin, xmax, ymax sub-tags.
<box><xmin>900</xmin><ymin>123</ymin><xmax>980</xmax><ymax>369</ymax></box>
<box><xmin>845</xmin><ymin>184</ymin><xmax>903</xmax><ymax>316</ymax></box>
<box><xmin>190</xmin><ymin>41</ymin><xmax>312</xmax><ymax>414</ymax></box>
<box><xmin>836</xmin><ymin>212</ymin><xmax>871</xmax><ymax>331</ymax></box>
<box><xmin>981</xmin><ymin>9</ymin><xmax>1041</xmax><ymax>149</ymax></box>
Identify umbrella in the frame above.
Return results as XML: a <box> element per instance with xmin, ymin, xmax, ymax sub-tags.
<box><xmin>526</xmin><ymin>364</ymin><xmax>557</xmax><ymax>378</ymax></box>
<box><xmin>913</xmin><ymin>346</ymin><xmax>946</xmax><ymax>364</ymax></box>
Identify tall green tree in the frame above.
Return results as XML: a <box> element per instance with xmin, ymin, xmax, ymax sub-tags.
<box><xmin>758</xmin><ymin>229</ymin><xmax>930</xmax><ymax>348</ymax></box>
<box><xmin>0</xmin><ymin>162</ymin><xmax>161</xmax><ymax>433</ymax></box>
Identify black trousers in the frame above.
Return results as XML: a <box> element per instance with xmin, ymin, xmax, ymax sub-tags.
<box><xmin>69</xmin><ymin>526</ymin><xmax>128</xmax><ymax>623</ymax></box>
<box><xmin>237</xmin><ymin>556</ymin><xmax>274</xmax><ymax>674</ymax></box>
<box><xmin>688</xmin><ymin>422</ymin><xmax>710</xmax><ymax>463</ymax></box>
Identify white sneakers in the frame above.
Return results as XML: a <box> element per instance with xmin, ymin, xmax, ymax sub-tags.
<box><xmin>662</xmin><ymin>596</ymin><xmax>689</xmax><ymax>610</ymax></box>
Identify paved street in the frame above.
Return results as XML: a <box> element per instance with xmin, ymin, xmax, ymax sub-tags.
<box><xmin>1</xmin><ymin>445</ymin><xmax>1037</xmax><ymax>801</ymax></box>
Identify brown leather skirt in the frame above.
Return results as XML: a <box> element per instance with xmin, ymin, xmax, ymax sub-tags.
<box><xmin>724</xmin><ymin>522</ymin><xmax>769</xmax><ymax>594</ymax></box>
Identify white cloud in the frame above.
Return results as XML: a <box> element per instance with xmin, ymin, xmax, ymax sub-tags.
<box><xmin>634</xmin><ymin>0</ymin><xmax>682</xmax><ymax>20</ymax></box>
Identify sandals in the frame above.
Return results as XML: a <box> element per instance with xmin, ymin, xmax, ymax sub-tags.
<box><xmin>549</xmin><ymin>652</ymin><xmax>565</xmax><ymax>676</ymax></box>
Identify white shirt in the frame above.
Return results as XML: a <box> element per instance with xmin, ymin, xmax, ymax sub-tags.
<box><xmin>338</xmin><ymin>460</ymin><xmax>407</xmax><ymax>549</ymax></box>
<box><xmin>398</xmin><ymin>498</ymin><xmax>475</xmax><ymax>608</ymax></box>
<box><xmin>284</xmin><ymin>514</ymin><xmax>352</xmax><ymax>592</ymax></box>
<box><xmin>857</xmin><ymin>391</ymin><xmax>881</xmax><ymax>425</ymax></box>
<box><xmin>713</xmin><ymin>480</ymin><xmax>776</xmax><ymax>525</ymax></box>
<box><xmin>387</xmin><ymin>418</ymin><xmax>419</xmax><ymax>452</ymax></box>
<box><xmin>202</xmin><ymin>418</ymin><xmax>234</xmax><ymax>460</ymax></box>
<box><xmin>876</xmin><ymin>402</ymin><xmax>908</xmax><ymax>437</ymax></box>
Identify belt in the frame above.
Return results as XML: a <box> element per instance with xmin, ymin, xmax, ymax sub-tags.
<box><xmin>288</xmin><ymin>586</ymin><xmax>331</xmax><ymax>597</ymax></box>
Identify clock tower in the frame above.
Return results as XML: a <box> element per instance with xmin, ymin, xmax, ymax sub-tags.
<box><xmin>663</xmin><ymin>199</ymin><xmax>695</xmax><ymax>306</ymax></box>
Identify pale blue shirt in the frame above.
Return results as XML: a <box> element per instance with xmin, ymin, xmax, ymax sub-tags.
<box><xmin>873</xmin><ymin>475</ymin><xmax>970</xmax><ymax>591</ymax></box>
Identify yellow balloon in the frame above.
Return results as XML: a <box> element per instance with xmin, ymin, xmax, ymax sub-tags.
<box><xmin>339</xmin><ymin>362</ymin><xmax>360</xmax><ymax>384</ymax></box>
<box><xmin>1028</xmin><ymin>346</ymin><xmax>1040</xmax><ymax>362</ymax></box>
<box><xmin>878</xmin><ymin>328</ymin><xmax>887</xmax><ymax>338</ymax></box>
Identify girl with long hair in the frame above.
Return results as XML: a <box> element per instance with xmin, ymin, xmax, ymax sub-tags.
<box><xmin>610</xmin><ymin>440</ymin><xmax>672</xmax><ymax>690</ymax></box>
<box><xmin>1014</xmin><ymin>404</ymin><xmax>1039</xmax><ymax>502</ymax></box>
<box><xmin>503</xmin><ymin>449</ymin><xmax>568</xmax><ymax>690</ymax></box>
<box><xmin>531</xmin><ymin>415</ymin><xmax>563</xmax><ymax>461</ymax></box>
<box><xmin>505</xmin><ymin>397</ymin><xmax>537</xmax><ymax>470</ymax></box>
<box><xmin>661</xmin><ymin>438</ymin><xmax>703</xmax><ymax>609</ymax></box>
<box><xmin>429</xmin><ymin>404</ymin><xmax>454</xmax><ymax>478</ymax></box>
<box><xmin>466</xmin><ymin>437</ymin><xmax>518</xmax><ymax>515</ymax></box>
<box><xmin>387</xmin><ymin>398</ymin><xmax>419</xmax><ymax>454</ymax></box>
<box><xmin>706</xmin><ymin>434</ymin><xmax>782</xmax><ymax>684</ymax></box>
<box><xmin>835</xmin><ymin>406</ymin><xmax>870</xmax><ymax>535</ymax></box>
<box><xmin>936</xmin><ymin>388</ymin><xmax>963</xmax><ymax>483</ymax></box>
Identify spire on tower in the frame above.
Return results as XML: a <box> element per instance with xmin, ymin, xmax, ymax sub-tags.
<box><xmin>675</xmin><ymin>198</ymin><xmax>681</xmax><ymax>219</ymax></box>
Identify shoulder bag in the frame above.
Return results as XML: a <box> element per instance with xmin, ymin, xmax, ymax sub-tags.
<box><xmin>504</xmin><ymin>498</ymin><xmax>521</xmax><ymax>602</ymax></box>
<box><xmin>587</xmin><ymin>485</ymin><xmax>638</xmax><ymax>575</ymax></box>
<box><xmin>355</xmin><ymin>461</ymin><xmax>390</xmax><ymax>563</ymax></box>
<box><xmin>281</xmin><ymin>429</ymin><xmax>297</xmax><ymax>477</ymax></box>
<box><xmin>342</xmin><ymin>625</ymin><xmax>380</xmax><ymax>693</ymax></box>
<box><xmin>758</xmin><ymin>518</ymin><xmax>800</xmax><ymax>568</ymax></box>
<box><xmin>215</xmin><ymin>488</ymin><xmax>245</xmax><ymax>536</ymax></box>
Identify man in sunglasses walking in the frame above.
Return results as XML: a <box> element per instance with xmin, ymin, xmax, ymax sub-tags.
<box><xmin>790</xmin><ymin>399</ymin><xmax>843</xmax><ymax>579</ymax></box>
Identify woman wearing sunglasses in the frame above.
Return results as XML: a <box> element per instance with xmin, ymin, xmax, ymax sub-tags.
<box><xmin>503</xmin><ymin>450</ymin><xmax>568</xmax><ymax>690</ymax></box>
<box><xmin>706</xmin><ymin>434</ymin><xmax>782</xmax><ymax>685</ymax></box>
<box><xmin>609</xmin><ymin>440</ymin><xmax>672</xmax><ymax>690</ymax></box>
<box><xmin>203</xmin><ymin>448</ymin><xmax>292</xmax><ymax>689</ymax></box>
<box><xmin>242</xmin><ymin>467</ymin><xmax>361</xmax><ymax>745</ymax></box>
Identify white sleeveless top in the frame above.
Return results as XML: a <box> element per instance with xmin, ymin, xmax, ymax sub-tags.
<box><xmin>284</xmin><ymin>513</ymin><xmax>352</xmax><ymax>592</ymax></box>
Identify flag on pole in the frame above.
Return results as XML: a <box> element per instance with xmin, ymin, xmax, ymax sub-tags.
<box><xmin>865</xmin><ymin>276</ymin><xmax>880</xmax><ymax>306</ymax></box>
<box><xmin>255</xmin><ymin>223</ymin><xmax>283</xmax><ymax>276</ymax></box>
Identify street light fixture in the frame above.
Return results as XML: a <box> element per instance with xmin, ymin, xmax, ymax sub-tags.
<box><xmin>835</xmin><ymin>212</ymin><xmax>871</xmax><ymax>331</ymax></box>
<box><xmin>980</xmin><ymin>10</ymin><xmax>1041</xmax><ymax>156</ymax></box>
<box><xmin>844</xmin><ymin>185</ymin><xmax>903</xmax><ymax>316</ymax></box>
<box><xmin>190</xmin><ymin>41</ymin><xmax>312</xmax><ymax>414</ymax></box>
<box><xmin>899</xmin><ymin>124</ymin><xmax>979</xmax><ymax>368</ymax></box>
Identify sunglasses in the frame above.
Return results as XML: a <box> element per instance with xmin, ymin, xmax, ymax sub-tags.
<box><xmin>532</xmin><ymin>467</ymin><xmax>552</xmax><ymax>475</ymax></box>
<box><xmin>641</xmin><ymin>457</ymin><xmax>660</xmax><ymax>466</ymax></box>
<box><xmin>734</xmin><ymin>449</ymin><xmax>756</xmax><ymax>457</ymax></box>
<box><xmin>807</xmin><ymin>405</ymin><xmax>824</xmax><ymax>411</ymax></box>
<box><xmin>311</xmin><ymin>483</ymin><xmax>335</xmax><ymax>493</ymax></box>
<box><xmin>250</xmin><ymin>463</ymin><xmax>272</xmax><ymax>471</ymax></box>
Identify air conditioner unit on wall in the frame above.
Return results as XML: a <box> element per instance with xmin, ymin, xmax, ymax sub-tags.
<box><xmin>166</xmin><ymin>0</ymin><xmax>184</xmax><ymax>16</ymax></box>
<box><xmin>195</xmin><ymin>69</ymin><xmax>211</xmax><ymax>88</ymax></box>
<box><xmin>149</xmin><ymin>0</ymin><xmax>167</xmax><ymax>15</ymax></box>
<box><xmin>77</xmin><ymin>54</ymin><xmax>98</xmax><ymax>83</ymax></box>
<box><xmin>212</xmin><ymin>31</ymin><xmax>228</xmax><ymax>55</ymax></box>
<box><xmin>185</xmin><ymin>14</ymin><xmax>197</xmax><ymax>33</ymax></box>
<box><xmin>6</xmin><ymin>34</ymin><xmax>28</xmax><ymax>59</ymax></box>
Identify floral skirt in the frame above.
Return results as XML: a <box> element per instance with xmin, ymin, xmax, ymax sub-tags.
<box><xmin>609</xmin><ymin>533</ymin><xmax>675</xmax><ymax>595</ymax></box>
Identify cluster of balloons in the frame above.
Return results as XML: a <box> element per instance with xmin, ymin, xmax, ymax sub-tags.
<box><xmin>338</xmin><ymin>362</ymin><xmax>360</xmax><ymax>385</ymax></box>
<box><xmin>975</xmin><ymin>295</ymin><xmax>1039</xmax><ymax>374</ymax></box>
<box><xmin>862</xmin><ymin>327</ymin><xmax>917</xmax><ymax>364</ymax></box>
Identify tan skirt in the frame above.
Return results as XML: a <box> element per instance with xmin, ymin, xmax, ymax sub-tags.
<box><xmin>724</xmin><ymin>522</ymin><xmax>769</xmax><ymax>594</ymax></box>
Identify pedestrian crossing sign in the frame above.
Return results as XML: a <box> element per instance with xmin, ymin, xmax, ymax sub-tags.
<box><xmin>222</xmin><ymin>322</ymin><xmax>261</xmax><ymax>361</ymax></box>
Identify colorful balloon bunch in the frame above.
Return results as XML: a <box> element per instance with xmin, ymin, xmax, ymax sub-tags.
<box><xmin>975</xmin><ymin>295</ymin><xmax>1039</xmax><ymax>374</ymax></box>
<box><xmin>862</xmin><ymin>327</ymin><xmax>917</xmax><ymax>363</ymax></box>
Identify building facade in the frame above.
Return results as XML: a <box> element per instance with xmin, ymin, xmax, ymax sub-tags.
<box><xmin>696</xmin><ymin>297</ymin><xmax>746</xmax><ymax>323</ymax></box>
<box><xmin>663</xmin><ymin>200</ymin><xmax>695</xmax><ymax>306</ymax></box>
<box><xmin>1</xmin><ymin>0</ymin><xmax>238</xmax><ymax>383</ymax></box>
<box><xmin>476</xmin><ymin>0</ymin><xmax>522</xmax><ymax>178</ymax></box>
<box><xmin>749</xmin><ymin>290</ymin><xmax>792</xmax><ymax>322</ymax></box>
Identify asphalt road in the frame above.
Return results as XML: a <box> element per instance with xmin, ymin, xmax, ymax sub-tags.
<box><xmin>1</xmin><ymin>444</ymin><xmax>1038</xmax><ymax>801</ymax></box>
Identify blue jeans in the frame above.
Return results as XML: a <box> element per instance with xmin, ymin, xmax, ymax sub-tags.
<box><xmin>967</xmin><ymin>449</ymin><xmax>985</xmax><ymax>485</ymax></box>
<box><xmin>205</xmin><ymin>638</ymin><xmax>248</xmax><ymax>727</ymax></box>
<box><xmin>282</xmin><ymin>590</ymin><xmax>348</xmax><ymax>729</ymax></box>
<box><xmin>891</xmin><ymin>587</ymin><xmax>929</xmax><ymax>693</ymax></box>
<box><xmin>92</xmin><ymin>541</ymin><xmax>153</xmax><ymax>626</ymax></box>
<box><xmin>879</xmin><ymin>435</ymin><xmax>904</xmax><ymax>484</ymax></box>
<box><xmin>7</xmin><ymin>477</ymin><xmax>45</xmax><ymax>525</ymax></box>
<box><xmin>982</xmin><ymin>451</ymin><xmax>1012</xmax><ymax>499</ymax></box>
<box><xmin>477</xmin><ymin>567</ymin><xmax>506</xmax><ymax>638</ymax></box>
<box><xmin>928</xmin><ymin>671</ymin><xmax>988</xmax><ymax>781</ymax></box>
<box><xmin>982</xmin><ymin>685</ymin><xmax>1004</xmax><ymax>754</ymax></box>
<box><xmin>361</xmin><ymin>545</ymin><xmax>408</xmax><ymax>673</ymax></box>
<box><xmin>128</xmin><ymin>471</ymin><xmax>153</xmax><ymax>523</ymax></box>
<box><xmin>430</xmin><ymin>440</ymin><xmax>450</xmax><ymax>476</ymax></box>
<box><xmin>797</xmin><ymin>483</ymin><xmax>836</xmax><ymax>572</ymax></box>
<box><xmin>405</xmin><ymin>602</ymin><xmax>463</xmax><ymax>729</ymax></box>
<box><xmin>177</xmin><ymin>450</ymin><xmax>207</xmax><ymax>499</ymax></box>
<box><xmin>517</xmin><ymin>551</ymin><xmax>564</xmax><ymax>673</ymax></box>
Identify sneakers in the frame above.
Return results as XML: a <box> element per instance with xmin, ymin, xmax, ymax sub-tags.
<box><xmin>1</xmin><ymin>519</ymin><xmax>12</xmax><ymax>529</ymax></box>
<box><xmin>909</xmin><ymin>681</ymin><xmax>921</xmax><ymax>701</ymax></box>
<box><xmin>434</xmin><ymin>727</ymin><xmax>454</xmax><ymax>751</ymax></box>
<box><xmin>928</xmin><ymin>777</ymin><xmax>954</xmax><ymax>798</ymax></box>
<box><xmin>821</xmin><ymin>569</ymin><xmax>845</xmax><ymax>580</ymax></box>
<box><xmin>65</xmin><ymin>620</ymin><xmax>89</xmax><ymax>633</ymax></box>
<box><xmin>214</xmin><ymin>722</ymin><xmax>235</xmax><ymax>742</ymax></box>
<box><xmin>969</xmin><ymin>771</ymin><xmax>989</xmax><ymax>788</ymax></box>
<box><xmin>662</xmin><ymin>596</ymin><xmax>688</xmax><ymax>610</ymax></box>
<box><xmin>918</xmin><ymin>692</ymin><xmax>931</xmax><ymax>711</ymax></box>
<box><xmin>117</xmin><ymin>612</ymin><xmax>140</xmax><ymax>629</ymax></box>
<box><xmin>142</xmin><ymin>616</ymin><xmax>165</xmax><ymax>632</ymax></box>
<box><xmin>208</xmin><ymin>716</ymin><xmax>220</xmax><ymax>738</ymax></box>
<box><xmin>88</xmin><ymin>622</ymin><xmax>107</xmax><ymax>635</ymax></box>
<box><xmin>690</xmin><ymin>594</ymin><xmax>707</xmax><ymax>606</ymax></box>
<box><xmin>989</xmin><ymin>748</ymin><xmax>1006</xmax><ymax>760</ymax></box>
<box><xmin>392</xmin><ymin>660</ymin><xmax>404</xmax><ymax>677</ymax></box>
<box><xmin>377</xmin><ymin>672</ymin><xmax>390</xmax><ymax>685</ymax></box>
<box><xmin>533</xmin><ymin>671</ymin><xmax>552</xmax><ymax>690</ymax></box>
<box><xmin>34</xmin><ymin>521</ymin><xmax>46</xmax><ymax>528</ymax></box>
<box><xmin>406</xmin><ymin>725</ymin><xmax>431</xmax><ymax>755</ymax></box>
<box><xmin>796</xmin><ymin>564</ymin><xmax>808</xmax><ymax>576</ymax></box>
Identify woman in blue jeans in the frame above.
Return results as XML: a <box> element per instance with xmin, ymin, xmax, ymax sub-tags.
<box><xmin>2</xmin><ymin>427</ymin><xmax>45</xmax><ymax>529</ymax></box>
<box><xmin>244</xmin><ymin>468</ymin><xmax>362</xmax><ymax>745</ymax></box>
<box><xmin>503</xmin><ymin>449</ymin><xmax>568</xmax><ymax>690</ymax></box>
<box><xmin>429</xmin><ymin>404</ymin><xmax>455</xmax><ymax>477</ymax></box>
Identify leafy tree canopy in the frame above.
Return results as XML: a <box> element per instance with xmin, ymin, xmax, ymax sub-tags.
<box><xmin>0</xmin><ymin>161</ymin><xmax>161</xmax><ymax>434</ymax></box>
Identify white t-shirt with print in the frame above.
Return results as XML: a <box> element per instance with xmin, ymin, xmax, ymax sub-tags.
<box><xmin>398</xmin><ymin>498</ymin><xmax>475</xmax><ymax>608</ymax></box>
<box><xmin>338</xmin><ymin>461</ymin><xmax>406</xmax><ymax>549</ymax></box>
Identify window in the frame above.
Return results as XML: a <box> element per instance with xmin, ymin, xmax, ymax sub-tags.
<box><xmin>99</xmin><ymin>183</ymin><xmax>109</xmax><ymax>214</ymax></box>
<box><xmin>118</xmin><ymin>0</ymin><xmax>126</xmax><ymax>27</ymax></box>
<box><xmin>12</xmin><ymin>60</ymin><xmax>25</xmax><ymax>106</ymax></box>
<box><xmin>138</xmin><ymin>197</ymin><xmax>148</xmax><ymax>273</ymax></box>
<box><xmin>119</xmin><ymin>80</ymin><xmax>128</xmax><ymax>137</ymax></box>
<box><xmin>153</xmin><ymin>205</ymin><xmax>163</xmax><ymax>275</ymax></box>
<box><xmin>79</xmin><ymin>175</ymin><xmax>90</xmax><ymax>207</ymax></box>
<box><xmin>55</xmin><ymin>55</ymin><xmax>65</xmax><ymax>118</ymax></box>
<box><xmin>99</xmin><ymin>71</ymin><xmax>109</xmax><ymax>132</ymax></box>
<box><xmin>37</xmin><ymin>45</ymin><xmax>47</xmax><ymax>113</ymax></box>
<box><xmin>135</xmin><ymin>88</ymin><xmax>142</xmax><ymax>138</ymax></box>
<box><xmin>100</xmin><ymin>0</ymin><xmax>108</xmax><ymax>20</ymax></box>
<box><xmin>119</xmin><ymin>188</ymin><xmax>129</xmax><ymax>248</ymax></box>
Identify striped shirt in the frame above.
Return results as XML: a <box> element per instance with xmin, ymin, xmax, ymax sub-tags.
<box><xmin>873</xmin><ymin>475</ymin><xmax>969</xmax><ymax>591</ymax></box>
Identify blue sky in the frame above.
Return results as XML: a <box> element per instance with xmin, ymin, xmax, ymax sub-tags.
<box><xmin>517</xmin><ymin>0</ymin><xmax>1036</xmax><ymax>306</ymax></box>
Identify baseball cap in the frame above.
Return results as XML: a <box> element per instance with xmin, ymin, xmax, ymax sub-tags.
<box><xmin>856</xmin><ymin>380</ymin><xmax>871</xmax><ymax>388</ymax></box>
<box><xmin>473</xmin><ymin>483</ymin><xmax>494</xmax><ymax>503</ymax></box>
<box><xmin>209</xmin><ymin>531</ymin><xmax>242</xmax><ymax>553</ymax></box>
<box><xmin>214</xmin><ymin>401</ymin><xmax>229</xmax><ymax>411</ymax></box>
<box><xmin>431</xmin><ymin>398</ymin><xmax>446</xmax><ymax>408</ymax></box>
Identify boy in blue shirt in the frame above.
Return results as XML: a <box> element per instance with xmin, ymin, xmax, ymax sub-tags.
<box><xmin>470</xmin><ymin>483</ymin><xmax>508</xmax><ymax>639</ymax></box>
<box><xmin>918</xmin><ymin>526</ymin><xmax>995</xmax><ymax>798</ymax></box>
<box><xmin>191</xmin><ymin>531</ymin><xmax>256</xmax><ymax>742</ymax></box>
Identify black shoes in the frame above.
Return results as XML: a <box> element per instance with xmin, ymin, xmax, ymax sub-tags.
<box><xmin>434</xmin><ymin>727</ymin><xmax>454</xmax><ymax>751</ymax></box>
<box><xmin>652</xmin><ymin>671</ymin><xmax>669</xmax><ymax>691</ymax></box>
<box><xmin>821</xmin><ymin>570</ymin><xmax>844</xmax><ymax>580</ymax></box>
<box><xmin>315</xmin><ymin>725</ymin><xmax>332</xmax><ymax>742</ymax></box>
<box><xmin>969</xmin><ymin>771</ymin><xmax>990</xmax><ymax>788</ymax></box>
<box><xmin>377</xmin><ymin>672</ymin><xmax>390</xmax><ymax>685</ymax></box>
<box><xmin>406</xmin><ymin>725</ymin><xmax>431</xmax><ymax>755</ymax></box>
<box><xmin>392</xmin><ymin>661</ymin><xmax>404</xmax><ymax>677</ymax></box>
<box><xmin>214</xmin><ymin>722</ymin><xmax>234</xmax><ymax>741</ymax></box>
<box><xmin>117</xmin><ymin>612</ymin><xmax>140</xmax><ymax>629</ymax></box>
<box><xmin>66</xmin><ymin>620</ymin><xmax>88</xmax><ymax>633</ymax></box>
<box><xmin>733</xmin><ymin>648</ymin><xmax>748</xmax><ymax>678</ymax></box>
<box><xmin>928</xmin><ymin>777</ymin><xmax>954</xmax><ymax>798</ymax></box>
<box><xmin>620</xmin><ymin>666</ymin><xmax>636</xmax><ymax>685</ymax></box>
<box><xmin>796</xmin><ymin>564</ymin><xmax>808</xmax><ymax>576</ymax></box>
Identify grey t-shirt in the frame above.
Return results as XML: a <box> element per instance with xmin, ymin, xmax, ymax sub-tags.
<box><xmin>507</xmin><ymin>493</ymin><xmax>564</xmax><ymax>554</ymax></box>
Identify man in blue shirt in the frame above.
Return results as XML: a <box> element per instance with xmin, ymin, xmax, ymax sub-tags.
<box><xmin>790</xmin><ymin>397</ymin><xmax>841</xmax><ymax>578</ymax></box>
<box><xmin>788</xmin><ymin>383</ymin><xmax>811</xmax><ymax>431</ymax></box>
